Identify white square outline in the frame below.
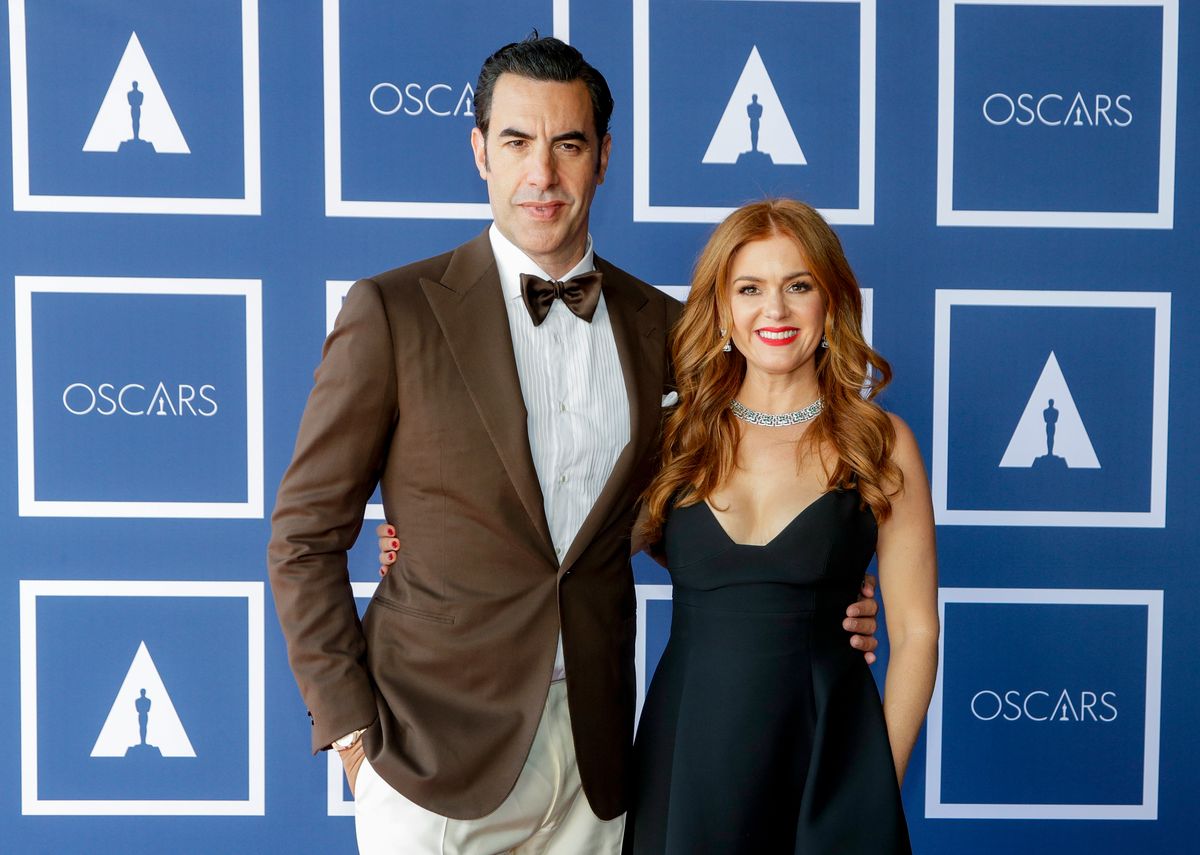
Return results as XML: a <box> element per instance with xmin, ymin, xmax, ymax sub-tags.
<box><xmin>936</xmin><ymin>0</ymin><xmax>1178</xmax><ymax>229</ymax></box>
<box><xmin>326</xmin><ymin>281</ymin><xmax>385</xmax><ymax>519</ymax></box>
<box><xmin>925</xmin><ymin>587</ymin><xmax>1163</xmax><ymax>820</ymax></box>
<box><xmin>633</xmin><ymin>0</ymin><xmax>876</xmax><ymax>225</ymax></box>
<box><xmin>7</xmin><ymin>0</ymin><xmax>262</xmax><ymax>216</ymax></box>
<box><xmin>322</xmin><ymin>0</ymin><xmax>570</xmax><ymax>219</ymax></box>
<box><xmin>19</xmin><ymin>579</ymin><xmax>266</xmax><ymax>816</ymax></box>
<box><xmin>15</xmin><ymin>276</ymin><xmax>265</xmax><ymax>518</ymax></box>
<box><xmin>932</xmin><ymin>289</ymin><xmax>1170</xmax><ymax>527</ymax></box>
<box><xmin>635</xmin><ymin>583</ymin><xmax>673</xmax><ymax>727</ymax></box>
<box><xmin>327</xmin><ymin>581</ymin><xmax>675</xmax><ymax>814</ymax></box>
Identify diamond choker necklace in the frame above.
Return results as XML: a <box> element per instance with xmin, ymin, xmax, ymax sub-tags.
<box><xmin>730</xmin><ymin>397</ymin><xmax>823</xmax><ymax>427</ymax></box>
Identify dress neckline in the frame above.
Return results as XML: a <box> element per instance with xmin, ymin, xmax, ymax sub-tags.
<box><xmin>702</xmin><ymin>491</ymin><xmax>840</xmax><ymax>549</ymax></box>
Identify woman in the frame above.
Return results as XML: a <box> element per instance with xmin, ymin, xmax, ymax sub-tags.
<box><xmin>622</xmin><ymin>199</ymin><xmax>938</xmax><ymax>854</ymax></box>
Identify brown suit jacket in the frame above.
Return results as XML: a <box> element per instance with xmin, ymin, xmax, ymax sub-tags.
<box><xmin>268</xmin><ymin>231</ymin><xmax>679</xmax><ymax>820</ymax></box>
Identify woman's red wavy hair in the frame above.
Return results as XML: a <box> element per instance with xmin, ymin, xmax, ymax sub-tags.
<box><xmin>641</xmin><ymin>199</ymin><xmax>901</xmax><ymax>544</ymax></box>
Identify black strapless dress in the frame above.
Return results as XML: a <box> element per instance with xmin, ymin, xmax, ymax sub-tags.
<box><xmin>623</xmin><ymin>489</ymin><xmax>911</xmax><ymax>854</ymax></box>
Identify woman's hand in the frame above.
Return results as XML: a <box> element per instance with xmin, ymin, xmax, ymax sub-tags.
<box><xmin>845</xmin><ymin>575</ymin><xmax>879</xmax><ymax>664</ymax></box>
<box><xmin>337</xmin><ymin>738</ymin><xmax>366</xmax><ymax>796</ymax></box>
<box><xmin>377</xmin><ymin>523</ymin><xmax>398</xmax><ymax>576</ymax></box>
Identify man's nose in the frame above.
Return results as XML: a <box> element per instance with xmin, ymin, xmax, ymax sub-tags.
<box><xmin>526</xmin><ymin>144</ymin><xmax>557</xmax><ymax>188</ymax></box>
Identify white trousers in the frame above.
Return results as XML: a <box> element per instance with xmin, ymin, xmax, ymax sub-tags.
<box><xmin>353</xmin><ymin>681</ymin><xmax>625</xmax><ymax>855</ymax></box>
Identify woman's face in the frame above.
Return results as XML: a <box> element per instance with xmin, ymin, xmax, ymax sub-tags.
<box><xmin>725</xmin><ymin>233</ymin><xmax>827</xmax><ymax>385</ymax></box>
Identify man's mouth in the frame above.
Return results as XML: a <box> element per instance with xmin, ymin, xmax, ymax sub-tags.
<box><xmin>519</xmin><ymin>202</ymin><xmax>566</xmax><ymax>221</ymax></box>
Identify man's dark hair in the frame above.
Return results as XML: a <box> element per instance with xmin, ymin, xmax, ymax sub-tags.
<box><xmin>475</xmin><ymin>33</ymin><xmax>614</xmax><ymax>141</ymax></box>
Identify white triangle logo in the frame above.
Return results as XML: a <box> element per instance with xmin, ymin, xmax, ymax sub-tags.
<box><xmin>999</xmin><ymin>352</ymin><xmax>1100</xmax><ymax>469</ymax></box>
<box><xmin>82</xmin><ymin>32</ymin><xmax>190</xmax><ymax>154</ymax></box>
<box><xmin>702</xmin><ymin>46</ymin><xmax>806</xmax><ymax>166</ymax></box>
<box><xmin>90</xmin><ymin>641</ymin><xmax>196</xmax><ymax>758</ymax></box>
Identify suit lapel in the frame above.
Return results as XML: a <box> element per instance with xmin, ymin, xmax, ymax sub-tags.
<box><xmin>420</xmin><ymin>232</ymin><xmax>556</xmax><ymax>562</ymax></box>
<box><xmin>559</xmin><ymin>257</ymin><xmax>664</xmax><ymax>575</ymax></box>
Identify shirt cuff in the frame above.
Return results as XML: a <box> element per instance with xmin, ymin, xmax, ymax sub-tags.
<box><xmin>331</xmin><ymin>728</ymin><xmax>364</xmax><ymax>750</ymax></box>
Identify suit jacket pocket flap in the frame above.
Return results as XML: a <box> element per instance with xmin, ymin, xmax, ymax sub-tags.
<box><xmin>373</xmin><ymin>594</ymin><xmax>456</xmax><ymax>624</ymax></box>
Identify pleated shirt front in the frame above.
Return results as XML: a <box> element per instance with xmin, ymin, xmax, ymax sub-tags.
<box><xmin>489</xmin><ymin>224</ymin><xmax>631</xmax><ymax>679</ymax></box>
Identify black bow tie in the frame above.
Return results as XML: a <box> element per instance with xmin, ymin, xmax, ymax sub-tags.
<box><xmin>519</xmin><ymin>271</ymin><xmax>603</xmax><ymax>327</ymax></box>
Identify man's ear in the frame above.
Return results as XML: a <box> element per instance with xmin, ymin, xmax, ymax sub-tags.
<box><xmin>470</xmin><ymin>127</ymin><xmax>489</xmax><ymax>180</ymax></box>
<box><xmin>596</xmin><ymin>133</ymin><xmax>612</xmax><ymax>183</ymax></box>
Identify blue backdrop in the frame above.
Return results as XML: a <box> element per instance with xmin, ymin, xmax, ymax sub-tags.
<box><xmin>3</xmin><ymin>1</ymin><xmax>1196</xmax><ymax>852</ymax></box>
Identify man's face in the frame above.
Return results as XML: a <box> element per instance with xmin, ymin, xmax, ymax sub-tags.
<box><xmin>472</xmin><ymin>74</ymin><xmax>611</xmax><ymax>279</ymax></box>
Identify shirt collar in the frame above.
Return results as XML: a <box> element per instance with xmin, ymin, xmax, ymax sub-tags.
<box><xmin>489</xmin><ymin>224</ymin><xmax>595</xmax><ymax>303</ymax></box>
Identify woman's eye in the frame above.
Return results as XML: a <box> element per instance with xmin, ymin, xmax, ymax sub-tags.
<box><xmin>737</xmin><ymin>285</ymin><xmax>760</xmax><ymax>295</ymax></box>
<box><xmin>788</xmin><ymin>281</ymin><xmax>812</xmax><ymax>292</ymax></box>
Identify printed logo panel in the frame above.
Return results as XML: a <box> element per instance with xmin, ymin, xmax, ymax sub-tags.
<box><xmin>324</xmin><ymin>0</ymin><xmax>565</xmax><ymax>218</ymax></box>
<box><xmin>15</xmin><ymin>278</ymin><xmax>264</xmax><ymax>518</ymax></box>
<box><xmin>932</xmin><ymin>291</ymin><xmax>1169</xmax><ymax>527</ymax></box>
<box><xmin>937</xmin><ymin>0</ymin><xmax>1177</xmax><ymax>228</ymax></box>
<box><xmin>634</xmin><ymin>0</ymin><xmax>875</xmax><ymax>224</ymax></box>
<box><xmin>926</xmin><ymin>589</ymin><xmax>1162</xmax><ymax>819</ymax></box>
<box><xmin>9</xmin><ymin>0</ymin><xmax>260</xmax><ymax>214</ymax></box>
<box><xmin>19</xmin><ymin>581</ymin><xmax>265</xmax><ymax>815</ymax></box>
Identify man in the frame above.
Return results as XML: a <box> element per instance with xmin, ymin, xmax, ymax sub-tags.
<box><xmin>268</xmin><ymin>36</ymin><xmax>877</xmax><ymax>854</ymax></box>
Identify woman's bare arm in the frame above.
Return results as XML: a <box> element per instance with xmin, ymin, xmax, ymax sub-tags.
<box><xmin>875</xmin><ymin>414</ymin><xmax>940</xmax><ymax>785</ymax></box>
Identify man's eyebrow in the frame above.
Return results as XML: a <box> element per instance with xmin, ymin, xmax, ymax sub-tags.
<box><xmin>494</xmin><ymin>128</ymin><xmax>590</xmax><ymax>145</ymax></box>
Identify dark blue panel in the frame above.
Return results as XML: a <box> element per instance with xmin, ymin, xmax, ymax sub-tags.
<box><xmin>24</xmin><ymin>0</ymin><xmax>246</xmax><ymax>199</ymax></box>
<box><xmin>953</xmin><ymin>5</ymin><xmax>1162</xmax><ymax>213</ymax></box>
<box><xmin>940</xmin><ymin>601</ymin><xmax>1148</xmax><ymax>805</ymax></box>
<box><xmin>31</xmin><ymin>292</ymin><xmax>249</xmax><ymax>503</ymax></box>
<box><xmin>35</xmin><ymin>594</ymin><xmax>251</xmax><ymax>800</ymax></box>
<box><xmin>648</xmin><ymin>0</ymin><xmax>860</xmax><ymax>209</ymax></box>
<box><xmin>945</xmin><ymin>305</ymin><xmax>1156</xmax><ymax>513</ymax></box>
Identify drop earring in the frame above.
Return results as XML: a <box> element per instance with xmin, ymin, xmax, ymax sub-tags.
<box><xmin>820</xmin><ymin>335</ymin><xmax>829</xmax><ymax>349</ymax></box>
<box><xmin>720</xmin><ymin>328</ymin><xmax>732</xmax><ymax>352</ymax></box>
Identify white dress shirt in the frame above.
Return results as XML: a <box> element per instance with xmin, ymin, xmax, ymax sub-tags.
<box><xmin>489</xmin><ymin>225</ymin><xmax>631</xmax><ymax>681</ymax></box>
